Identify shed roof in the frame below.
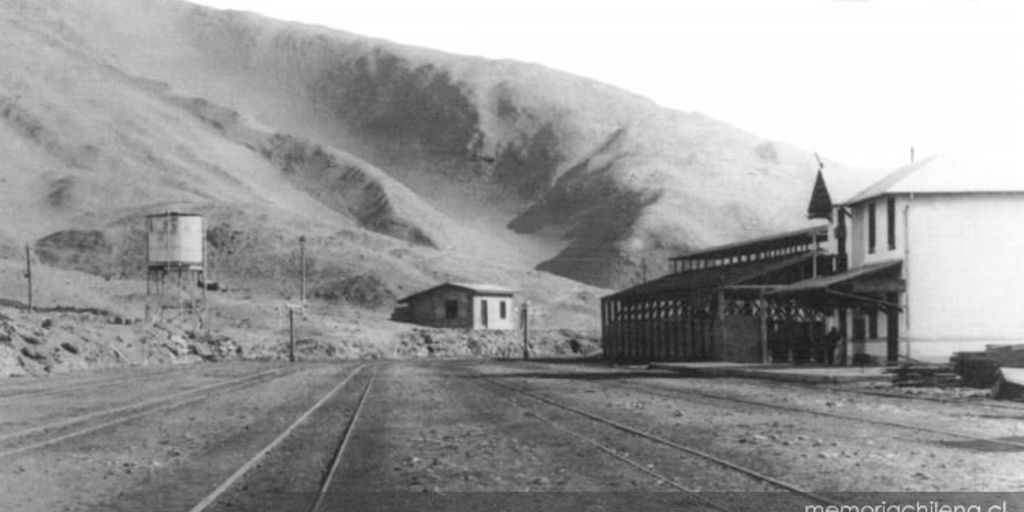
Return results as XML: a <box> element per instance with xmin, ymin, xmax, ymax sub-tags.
<box><xmin>606</xmin><ymin>252</ymin><xmax>815</xmax><ymax>301</ymax></box>
<box><xmin>670</xmin><ymin>226</ymin><xmax>827</xmax><ymax>262</ymax></box>
<box><xmin>845</xmin><ymin>155</ymin><xmax>1024</xmax><ymax>205</ymax></box>
<box><xmin>397</xmin><ymin>282</ymin><xmax>515</xmax><ymax>303</ymax></box>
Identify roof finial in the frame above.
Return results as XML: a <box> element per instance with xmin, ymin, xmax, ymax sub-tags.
<box><xmin>814</xmin><ymin>152</ymin><xmax>824</xmax><ymax>172</ymax></box>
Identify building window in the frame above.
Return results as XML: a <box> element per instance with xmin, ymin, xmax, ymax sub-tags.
<box><xmin>868</xmin><ymin>311</ymin><xmax>879</xmax><ymax>339</ymax></box>
<box><xmin>445</xmin><ymin>300</ymin><xmax>458</xmax><ymax>319</ymax></box>
<box><xmin>886</xmin><ymin>196</ymin><xmax>896</xmax><ymax>250</ymax></box>
<box><xmin>500</xmin><ymin>301</ymin><xmax>507</xmax><ymax>319</ymax></box>
<box><xmin>852</xmin><ymin>315</ymin><xmax>866</xmax><ymax>341</ymax></box>
<box><xmin>836</xmin><ymin>211</ymin><xmax>847</xmax><ymax>255</ymax></box>
<box><xmin>867</xmin><ymin>203</ymin><xmax>877</xmax><ymax>254</ymax></box>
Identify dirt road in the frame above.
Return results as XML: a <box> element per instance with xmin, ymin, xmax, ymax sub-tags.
<box><xmin>1</xmin><ymin>360</ymin><xmax>1021</xmax><ymax>511</ymax></box>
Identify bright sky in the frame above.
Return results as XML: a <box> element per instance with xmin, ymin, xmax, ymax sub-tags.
<box><xmin>190</xmin><ymin>0</ymin><xmax>1021</xmax><ymax>169</ymax></box>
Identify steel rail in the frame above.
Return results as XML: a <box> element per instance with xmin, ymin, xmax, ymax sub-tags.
<box><xmin>0</xmin><ymin>367</ymin><xmax>282</xmax><ymax>445</ymax></box>
<box><xmin>512</xmin><ymin>362</ymin><xmax>1024</xmax><ymax>450</ymax></box>
<box><xmin>466</xmin><ymin>376</ymin><xmax>735</xmax><ymax>512</ymax></box>
<box><xmin>524</xmin><ymin>361</ymin><xmax>1024</xmax><ymax>411</ymax></box>
<box><xmin>0</xmin><ymin>368</ymin><xmax>286</xmax><ymax>459</ymax></box>
<box><xmin>825</xmin><ymin>386</ymin><xmax>1024</xmax><ymax>412</ymax></box>
<box><xmin>470</xmin><ymin>370</ymin><xmax>840</xmax><ymax>508</ymax></box>
<box><xmin>0</xmin><ymin>366</ymin><xmax>190</xmax><ymax>400</ymax></box>
<box><xmin>614</xmin><ymin>379</ymin><xmax>1024</xmax><ymax>451</ymax></box>
<box><xmin>310</xmin><ymin>367</ymin><xmax>378</xmax><ymax>512</ymax></box>
<box><xmin>188</xmin><ymin>364</ymin><xmax>369</xmax><ymax>512</ymax></box>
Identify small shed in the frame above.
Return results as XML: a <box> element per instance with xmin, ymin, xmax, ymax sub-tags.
<box><xmin>393</xmin><ymin>282</ymin><xmax>516</xmax><ymax>330</ymax></box>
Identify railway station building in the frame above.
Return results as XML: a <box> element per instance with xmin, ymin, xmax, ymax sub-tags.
<box><xmin>601</xmin><ymin>155</ymin><xmax>1024</xmax><ymax>365</ymax></box>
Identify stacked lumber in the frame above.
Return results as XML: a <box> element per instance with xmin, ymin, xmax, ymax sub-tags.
<box><xmin>886</xmin><ymin>364</ymin><xmax>959</xmax><ymax>387</ymax></box>
<box><xmin>951</xmin><ymin>345</ymin><xmax>1024</xmax><ymax>389</ymax></box>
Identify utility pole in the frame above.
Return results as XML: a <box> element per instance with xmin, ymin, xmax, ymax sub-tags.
<box><xmin>759</xmin><ymin>288</ymin><xmax>769</xmax><ymax>365</ymax></box>
<box><xmin>24</xmin><ymin>244</ymin><xmax>32</xmax><ymax>312</ymax></box>
<box><xmin>289</xmin><ymin>307</ymin><xmax>296</xmax><ymax>363</ymax></box>
<box><xmin>520</xmin><ymin>302</ymin><xmax>530</xmax><ymax>360</ymax></box>
<box><xmin>287</xmin><ymin>302</ymin><xmax>304</xmax><ymax>363</ymax></box>
<box><xmin>298</xmin><ymin>235</ymin><xmax>307</xmax><ymax>303</ymax></box>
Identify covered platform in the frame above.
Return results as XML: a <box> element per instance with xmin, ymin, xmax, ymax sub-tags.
<box><xmin>770</xmin><ymin>259</ymin><xmax>905</xmax><ymax>364</ymax></box>
<box><xmin>601</xmin><ymin>226</ymin><xmax>843</xmax><ymax>364</ymax></box>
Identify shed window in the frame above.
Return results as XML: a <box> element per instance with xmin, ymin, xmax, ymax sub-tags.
<box><xmin>886</xmin><ymin>196</ymin><xmax>896</xmax><ymax>250</ymax></box>
<box><xmin>867</xmin><ymin>203</ymin><xmax>877</xmax><ymax>254</ymax></box>
<box><xmin>445</xmin><ymin>300</ymin><xmax>458</xmax><ymax>319</ymax></box>
<box><xmin>500</xmin><ymin>301</ymin><xmax>507</xmax><ymax>319</ymax></box>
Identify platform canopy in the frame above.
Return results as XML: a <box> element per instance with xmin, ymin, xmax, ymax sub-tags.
<box><xmin>769</xmin><ymin>259</ymin><xmax>903</xmax><ymax>308</ymax></box>
<box><xmin>606</xmin><ymin>252</ymin><xmax>818</xmax><ymax>301</ymax></box>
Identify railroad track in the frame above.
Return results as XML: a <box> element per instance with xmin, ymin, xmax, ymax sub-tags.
<box><xmin>637</xmin><ymin>363</ymin><xmax>1024</xmax><ymax>412</ymax></box>
<box><xmin>616</xmin><ymin>379</ymin><xmax>1024</xmax><ymax>451</ymax></box>
<box><xmin>0</xmin><ymin>365</ymin><xmax>190</xmax><ymax>400</ymax></box>
<box><xmin>509</xmin><ymin>362</ymin><xmax>1024</xmax><ymax>451</ymax></box>
<box><xmin>461</xmin><ymin>367</ymin><xmax>840</xmax><ymax>512</ymax></box>
<box><xmin>827</xmin><ymin>385</ymin><xmax>1024</xmax><ymax>412</ymax></box>
<box><xmin>0</xmin><ymin>365</ymin><xmax>290</xmax><ymax>459</ymax></box>
<box><xmin>188</xmin><ymin>364</ymin><xmax>378</xmax><ymax>512</ymax></box>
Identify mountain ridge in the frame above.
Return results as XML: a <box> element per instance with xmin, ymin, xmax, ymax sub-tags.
<box><xmin>0</xmin><ymin>0</ymin><xmax>866</xmax><ymax>305</ymax></box>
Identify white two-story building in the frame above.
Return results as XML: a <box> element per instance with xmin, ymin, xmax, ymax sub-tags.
<box><xmin>775</xmin><ymin>155</ymin><xmax>1024</xmax><ymax>364</ymax></box>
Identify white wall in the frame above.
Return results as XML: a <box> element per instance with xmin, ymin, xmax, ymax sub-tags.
<box><xmin>471</xmin><ymin>296</ymin><xmax>516</xmax><ymax>330</ymax></box>
<box><xmin>849</xmin><ymin>196</ymin><xmax>908</xmax><ymax>268</ymax></box>
<box><xmin>905</xmin><ymin>194</ymin><xmax>1024</xmax><ymax>362</ymax></box>
<box><xmin>849</xmin><ymin>204</ymin><xmax>866</xmax><ymax>268</ymax></box>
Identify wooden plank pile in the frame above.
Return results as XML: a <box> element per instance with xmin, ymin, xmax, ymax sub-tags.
<box><xmin>951</xmin><ymin>344</ymin><xmax>1024</xmax><ymax>389</ymax></box>
<box><xmin>886</xmin><ymin>364</ymin><xmax>959</xmax><ymax>387</ymax></box>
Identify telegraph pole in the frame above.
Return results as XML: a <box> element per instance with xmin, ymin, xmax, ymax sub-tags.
<box><xmin>289</xmin><ymin>307</ymin><xmax>296</xmax><ymax>363</ymax></box>
<box><xmin>298</xmin><ymin>235</ymin><xmax>307</xmax><ymax>303</ymax></box>
<box><xmin>521</xmin><ymin>302</ymin><xmax>530</xmax><ymax>360</ymax></box>
<box><xmin>24</xmin><ymin>244</ymin><xmax>32</xmax><ymax>312</ymax></box>
<box><xmin>287</xmin><ymin>302</ymin><xmax>303</xmax><ymax>363</ymax></box>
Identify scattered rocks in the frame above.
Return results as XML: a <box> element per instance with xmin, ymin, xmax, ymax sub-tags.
<box><xmin>20</xmin><ymin>346</ymin><xmax>47</xmax><ymax>362</ymax></box>
<box><xmin>165</xmin><ymin>335</ymin><xmax>189</xmax><ymax>357</ymax></box>
<box><xmin>20</xmin><ymin>332</ymin><xmax>44</xmax><ymax>345</ymax></box>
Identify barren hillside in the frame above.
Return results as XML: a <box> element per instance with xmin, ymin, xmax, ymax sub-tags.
<box><xmin>0</xmin><ymin>0</ymin><xmax>864</xmax><ymax>313</ymax></box>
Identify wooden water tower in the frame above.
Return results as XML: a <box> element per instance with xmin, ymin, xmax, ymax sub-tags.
<box><xmin>145</xmin><ymin>212</ymin><xmax>207</xmax><ymax>326</ymax></box>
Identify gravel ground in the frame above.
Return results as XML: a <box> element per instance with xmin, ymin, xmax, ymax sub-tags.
<box><xmin>0</xmin><ymin>359</ymin><xmax>1021</xmax><ymax>512</ymax></box>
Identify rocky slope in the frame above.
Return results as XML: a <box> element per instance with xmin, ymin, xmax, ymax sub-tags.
<box><xmin>0</xmin><ymin>0</ymin><xmax>859</xmax><ymax>295</ymax></box>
